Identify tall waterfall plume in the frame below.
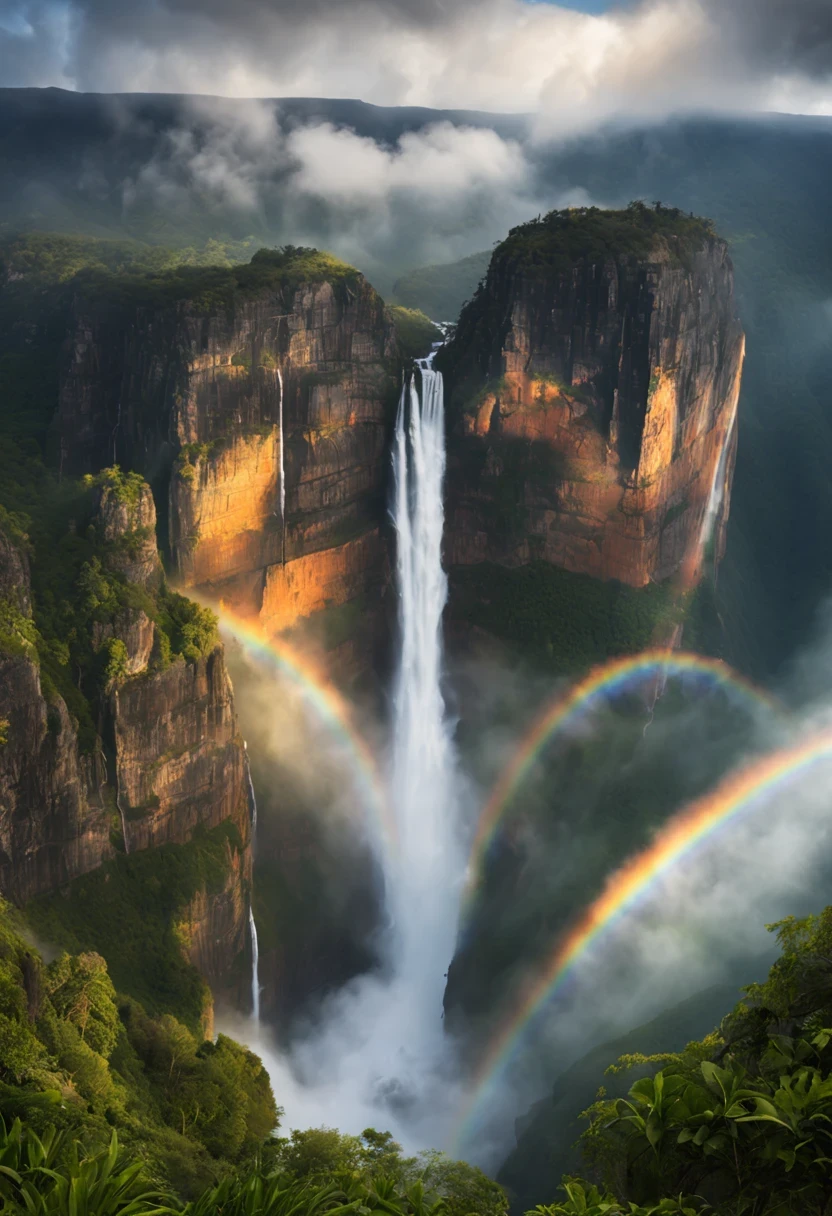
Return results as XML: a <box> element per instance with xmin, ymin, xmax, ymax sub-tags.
<box><xmin>388</xmin><ymin>354</ymin><xmax>462</xmax><ymax>1054</ymax></box>
<box><xmin>278</xmin><ymin>367</ymin><xmax>286</xmax><ymax>563</ymax></box>
<box><xmin>243</xmin><ymin>344</ymin><xmax>465</xmax><ymax>1148</ymax></box>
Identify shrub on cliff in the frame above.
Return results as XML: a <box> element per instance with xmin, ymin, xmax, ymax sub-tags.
<box><xmin>388</xmin><ymin>306</ymin><xmax>442</xmax><ymax>361</ymax></box>
<box><xmin>495</xmin><ymin>203</ymin><xmax>716</xmax><ymax>279</ymax></box>
<box><xmin>0</xmin><ymin>898</ymin><xmax>279</xmax><ymax>1195</ymax></box>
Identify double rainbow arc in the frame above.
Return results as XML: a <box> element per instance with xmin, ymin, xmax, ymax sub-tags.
<box><xmin>462</xmin><ymin>651</ymin><xmax>776</xmax><ymax>916</ymax></box>
<box><xmin>216</xmin><ymin>607</ymin><xmax>397</xmax><ymax>854</ymax></box>
<box><xmin>455</xmin><ymin>728</ymin><xmax>832</xmax><ymax>1149</ymax></box>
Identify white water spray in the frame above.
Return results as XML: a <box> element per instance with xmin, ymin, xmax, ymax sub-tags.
<box><xmin>249</xmin><ymin>908</ymin><xmax>261</xmax><ymax>1022</ymax></box>
<box><xmin>245</xmin><ymin>741</ymin><xmax>261</xmax><ymax>1021</ymax></box>
<box><xmin>387</xmin><ymin>357</ymin><xmax>462</xmax><ymax>1040</ymax></box>
<box><xmin>699</xmin><ymin>401</ymin><xmax>739</xmax><ymax>554</ymax></box>
<box><xmin>246</xmin><ymin>349</ymin><xmax>465</xmax><ymax>1147</ymax></box>
<box><xmin>278</xmin><ymin>367</ymin><xmax>286</xmax><ymax>561</ymax></box>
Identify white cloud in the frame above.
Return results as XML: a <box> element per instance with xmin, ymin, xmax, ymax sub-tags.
<box><xmin>4</xmin><ymin>0</ymin><xmax>832</xmax><ymax>127</ymax></box>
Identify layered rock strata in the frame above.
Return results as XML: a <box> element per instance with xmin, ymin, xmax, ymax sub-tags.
<box><xmin>440</xmin><ymin>209</ymin><xmax>746</xmax><ymax>591</ymax></box>
<box><xmin>57</xmin><ymin>267</ymin><xmax>397</xmax><ymax>645</ymax></box>
<box><xmin>0</xmin><ymin>485</ymin><xmax>251</xmax><ymax>1010</ymax></box>
<box><xmin>0</xmin><ymin>531</ymin><xmax>112</xmax><ymax>903</ymax></box>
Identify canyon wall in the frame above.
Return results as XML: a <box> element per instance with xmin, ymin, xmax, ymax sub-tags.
<box><xmin>56</xmin><ymin>257</ymin><xmax>398</xmax><ymax>665</ymax></box>
<box><xmin>439</xmin><ymin>207</ymin><xmax>745</xmax><ymax>595</ymax></box>
<box><xmin>0</xmin><ymin>481</ymin><xmax>251</xmax><ymax>1011</ymax></box>
<box><xmin>0</xmin><ymin>529</ymin><xmax>112</xmax><ymax>903</ymax></box>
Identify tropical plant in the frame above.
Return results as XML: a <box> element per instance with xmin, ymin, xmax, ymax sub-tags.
<box><xmin>575</xmin><ymin>911</ymin><xmax>832</xmax><ymax>1216</ymax></box>
<box><xmin>0</xmin><ymin>1119</ymin><xmax>170</xmax><ymax>1216</ymax></box>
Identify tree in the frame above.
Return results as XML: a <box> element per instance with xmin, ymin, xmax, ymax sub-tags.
<box><xmin>45</xmin><ymin>952</ymin><xmax>120</xmax><ymax>1059</ymax></box>
<box><xmin>417</xmin><ymin>1150</ymin><xmax>509</xmax><ymax>1216</ymax></box>
<box><xmin>575</xmin><ymin>911</ymin><xmax>832</xmax><ymax>1215</ymax></box>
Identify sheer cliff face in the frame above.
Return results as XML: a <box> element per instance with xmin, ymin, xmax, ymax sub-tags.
<box><xmin>441</xmin><ymin>233</ymin><xmax>745</xmax><ymax>589</ymax></box>
<box><xmin>0</xmin><ymin>531</ymin><xmax>112</xmax><ymax>903</ymax></box>
<box><xmin>58</xmin><ymin>276</ymin><xmax>397</xmax><ymax>646</ymax></box>
<box><xmin>0</xmin><ymin>488</ymin><xmax>251</xmax><ymax>1009</ymax></box>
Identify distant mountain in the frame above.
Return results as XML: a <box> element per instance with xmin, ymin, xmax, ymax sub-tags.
<box><xmin>392</xmin><ymin>251</ymin><xmax>490</xmax><ymax>320</ymax></box>
<box><xmin>2</xmin><ymin>87</ymin><xmax>832</xmax><ymax>678</ymax></box>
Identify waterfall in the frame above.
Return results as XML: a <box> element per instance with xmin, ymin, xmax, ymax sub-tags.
<box><xmin>699</xmin><ymin>401</ymin><xmax>739</xmax><ymax>554</ymax></box>
<box><xmin>249</xmin><ymin>907</ymin><xmax>261</xmax><ymax>1022</ymax></box>
<box><xmin>245</xmin><ymin>740</ymin><xmax>257</xmax><ymax>840</ymax></box>
<box><xmin>252</xmin><ymin>342</ymin><xmax>462</xmax><ymax>1144</ymax></box>
<box><xmin>278</xmin><ymin>367</ymin><xmax>286</xmax><ymax>562</ymax></box>
<box><xmin>388</xmin><ymin>353</ymin><xmax>461</xmax><ymax>1044</ymax></box>
<box><xmin>245</xmin><ymin>741</ymin><xmax>260</xmax><ymax>1021</ymax></box>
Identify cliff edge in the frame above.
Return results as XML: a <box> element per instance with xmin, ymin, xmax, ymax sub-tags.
<box><xmin>439</xmin><ymin>203</ymin><xmax>745</xmax><ymax>610</ymax></box>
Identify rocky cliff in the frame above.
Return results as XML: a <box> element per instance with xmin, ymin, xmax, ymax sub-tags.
<box><xmin>56</xmin><ymin>250</ymin><xmax>398</xmax><ymax>665</ymax></box>
<box><xmin>439</xmin><ymin>204</ymin><xmax>745</xmax><ymax>603</ymax></box>
<box><xmin>0</xmin><ymin>475</ymin><xmax>252</xmax><ymax>1013</ymax></box>
<box><xmin>0</xmin><ymin>527</ymin><xmax>112</xmax><ymax>903</ymax></box>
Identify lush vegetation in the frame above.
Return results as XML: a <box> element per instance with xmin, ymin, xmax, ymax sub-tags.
<box><xmin>0</xmin><ymin>467</ymin><xmax>219</xmax><ymax>755</ymax></box>
<box><xmin>0</xmin><ymin>1117</ymin><xmax>510</xmax><ymax>1216</ymax></box>
<box><xmin>26</xmin><ymin>823</ymin><xmax>243</xmax><ymax>1031</ymax></box>
<box><xmin>490</xmin><ymin>203</ymin><xmax>715</xmax><ymax>280</ymax></box>
<box><xmin>5</xmin><ymin>907</ymin><xmax>832</xmax><ymax>1216</ymax></box>
<box><xmin>449</xmin><ymin>560</ymin><xmax>676</xmax><ymax>674</ymax></box>
<box><xmin>388</xmin><ymin>306</ymin><xmax>442</xmax><ymax>361</ymax></box>
<box><xmin>0</xmin><ymin>899</ymin><xmax>277</xmax><ymax>1195</ymax></box>
<box><xmin>539</xmin><ymin>908</ymin><xmax>832</xmax><ymax>1216</ymax></box>
<box><xmin>0</xmin><ymin>232</ymin><xmax>256</xmax><ymax>286</ymax></box>
<box><xmin>1</xmin><ymin>235</ymin><xmax>360</xmax><ymax>313</ymax></box>
<box><xmin>0</xmin><ymin>896</ymin><xmax>508</xmax><ymax>1212</ymax></box>
<box><xmin>392</xmin><ymin>252</ymin><xmax>490</xmax><ymax>322</ymax></box>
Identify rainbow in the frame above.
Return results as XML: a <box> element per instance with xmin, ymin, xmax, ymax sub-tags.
<box><xmin>214</xmin><ymin>605</ymin><xmax>397</xmax><ymax>853</ymax></box>
<box><xmin>455</xmin><ymin>728</ymin><xmax>832</xmax><ymax>1148</ymax></box>
<box><xmin>463</xmin><ymin>651</ymin><xmax>776</xmax><ymax>914</ymax></box>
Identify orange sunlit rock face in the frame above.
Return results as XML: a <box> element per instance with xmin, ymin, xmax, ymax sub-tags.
<box><xmin>260</xmin><ymin>530</ymin><xmax>385</xmax><ymax>634</ymax></box>
<box><xmin>57</xmin><ymin>274</ymin><xmax>397</xmax><ymax>648</ymax></box>
<box><xmin>443</xmin><ymin>241</ymin><xmax>746</xmax><ymax>590</ymax></box>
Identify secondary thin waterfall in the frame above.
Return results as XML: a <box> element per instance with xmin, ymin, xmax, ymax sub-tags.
<box><xmin>389</xmin><ymin>356</ymin><xmax>460</xmax><ymax>1045</ymax></box>
<box><xmin>245</xmin><ymin>741</ymin><xmax>260</xmax><ymax>1021</ymax></box>
<box><xmin>700</xmin><ymin>399</ymin><xmax>739</xmax><ymax>553</ymax></box>
<box><xmin>249</xmin><ymin>909</ymin><xmax>261</xmax><ymax>1022</ymax></box>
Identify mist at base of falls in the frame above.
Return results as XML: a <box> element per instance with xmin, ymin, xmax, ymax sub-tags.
<box><xmin>228</xmin><ymin>361</ymin><xmax>469</xmax><ymax>1152</ymax></box>
<box><xmin>221</xmin><ymin>352</ymin><xmax>832</xmax><ymax>1169</ymax></box>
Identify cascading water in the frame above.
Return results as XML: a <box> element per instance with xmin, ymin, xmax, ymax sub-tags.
<box><xmin>246</xmin><ymin>340</ymin><xmax>464</xmax><ymax>1145</ymax></box>
<box><xmin>387</xmin><ymin>355</ymin><xmax>462</xmax><ymax>1044</ymax></box>
<box><xmin>278</xmin><ymin>367</ymin><xmax>286</xmax><ymax>563</ymax></box>
<box><xmin>249</xmin><ymin>908</ymin><xmax>261</xmax><ymax>1022</ymax></box>
<box><xmin>245</xmin><ymin>741</ymin><xmax>261</xmax><ymax>1021</ymax></box>
<box><xmin>245</xmin><ymin>741</ymin><xmax>258</xmax><ymax>839</ymax></box>
<box><xmin>699</xmin><ymin>401</ymin><xmax>739</xmax><ymax>554</ymax></box>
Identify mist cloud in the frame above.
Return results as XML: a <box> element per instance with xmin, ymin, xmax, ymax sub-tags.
<box><xmin>2</xmin><ymin>0</ymin><xmax>832</xmax><ymax>126</ymax></box>
<box><xmin>119</xmin><ymin>97</ymin><xmax>556</xmax><ymax>279</ymax></box>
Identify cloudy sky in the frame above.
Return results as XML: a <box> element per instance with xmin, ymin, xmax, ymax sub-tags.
<box><xmin>1</xmin><ymin>0</ymin><xmax>832</xmax><ymax>128</ymax></box>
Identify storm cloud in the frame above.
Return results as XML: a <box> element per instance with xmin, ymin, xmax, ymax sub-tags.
<box><xmin>1</xmin><ymin>0</ymin><xmax>832</xmax><ymax>126</ymax></box>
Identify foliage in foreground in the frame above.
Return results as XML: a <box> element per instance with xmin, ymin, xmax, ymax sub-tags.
<box><xmin>0</xmin><ymin>899</ymin><xmax>506</xmax><ymax>1212</ymax></box>
<box><xmin>553</xmin><ymin>908</ymin><xmax>832</xmax><ymax>1216</ymax></box>
<box><xmin>0</xmin><ymin>899</ymin><xmax>277</xmax><ymax>1195</ymax></box>
<box><xmin>0</xmin><ymin>1118</ymin><xmax>510</xmax><ymax>1216</ymax></box>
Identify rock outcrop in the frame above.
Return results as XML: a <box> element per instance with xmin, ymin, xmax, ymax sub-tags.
<box><xmin>0</xmin><ymin>529</ymin><xmax>113</xmax><ymax>903</ymax></box>
<box><xmin>0</xmin><ymin>482</ymin><xmax>251</xmax><ymax>1012</ymax></box>
<box><xmin>439</xmin><ymin>205</ymin><xmax>745</xmax><ymax>594</ymax></box>
<box><xmin>56</xmin><ymin>254</ymin><xmax>398</xmax><ymax>659</ymax></box>
<box><xmin>113</xmin><ymin>649</ymin><xmax>247</xmax><ymax>856</ymax></box>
